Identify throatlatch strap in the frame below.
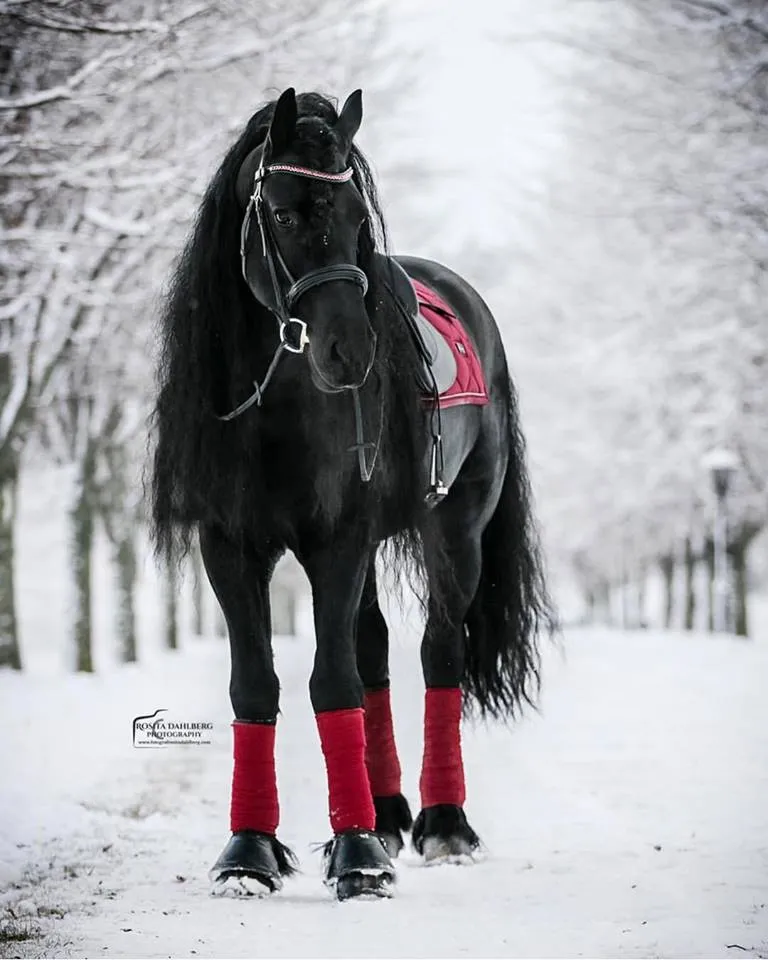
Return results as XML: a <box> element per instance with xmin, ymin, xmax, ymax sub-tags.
<box><xmin>364</xmin><ymin>688</ymin><xmax>402</xmax><ymax>797</ymax></box>
<box><xmin>316</xmin><ymin>708</ymin><xmax>376</xmax><ymax>833</ymax></box>
<box><xmin>419</xmin><ymin>687</ymin><xmax>466</xmax><ymax>808</ymax></box>
<box><xmin>230</xmin><ymin>720</ymin><xmax>279</xmax><ymax>834</ymax></box>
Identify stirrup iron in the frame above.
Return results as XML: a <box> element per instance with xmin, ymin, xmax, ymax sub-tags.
<box><xmin>425</xmin><ymin>433</ymin><xmax>448</xmax><ymax>506</ymax></box>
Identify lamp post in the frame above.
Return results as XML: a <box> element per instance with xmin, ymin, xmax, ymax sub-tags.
<box><xmin>702</xmin><ymin>449</ymin><xmax>738</xmax><ymax>633</ymax></box>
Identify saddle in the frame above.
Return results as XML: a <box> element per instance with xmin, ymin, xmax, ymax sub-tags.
<box><xmin>376</xmin><ymin>254</ymin><xmax>489</xmax><ymax>505</ymax></box>
<box><xmin>376</xmin><ymin>254</ymin><xmax>457</xmax><ymax>397</ymax></box>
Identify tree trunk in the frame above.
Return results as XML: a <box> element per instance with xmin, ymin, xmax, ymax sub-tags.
<box><xmin>584</xmin><ymin>587</ymin><xmax>596</xmax><ymax>624</ymax></box>
<box><xmin>0</xmin><ymin>461</ymin><xmax>21</xmax><ymax>670</ymax></box>
<box><xmin>660</xmin><ymin>554</ymin><xmax>674</xmax><ymax>629</ymax></box>
<box><xmin>190</xmin><ymin>537</ymin><xmax>205</xmax><ymax>637</ymax></box>
<box><xmin>96</xmin><ymin>427</ymin><xmax>141</xmax><ymax>665</ymax></box>
<box><xmin>115</xmin><ymin>530</ymin><xmax>137</xmax><ymax>663</ymax></box>
<box><xmin>636</xmin><ymin>563</ymin><xmax>647</xmax><ymax>628</ymax></box>
<box><xmin>72</xmin><ymin>442</ymin><xmax>96</xmax><ymax>672</ymax></box>
<box><xmin>164</xmin><ymin>554</ymin><xmax>179</xmax><ymax>650</ymax></box>
<box><xmin>596</xmin><ymin>579</ymin><xmax>611</xmax><ymax>624</ymax></box>
<box><xmin>731</xmin><ymin>535</ymin><xmax>749</xmax><ymax>638</ymax></box>
<box><xmin>620</xmin><ymin>568</ymin><xmax>629</xmax><ymax>629</ymax></box>
<box><xmin>683</xmin><ymin>536</ymin><xmax>695</xmax><ymax>631</ymax></box>
<box><xmin>705</xmin><ymin>538</ymin><xmax>715</xmax><ymax>632</ymax></box>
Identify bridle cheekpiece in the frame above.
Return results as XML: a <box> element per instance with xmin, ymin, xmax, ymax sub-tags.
<box><xmin>240</xmin><ymin>157</ymin><xmax>366</xmax><ymax>335</ymax></box>
<box><xmin>222</xmin><ymin>153</ymin><xmax>380</xmax><ymax>483</ymax></box>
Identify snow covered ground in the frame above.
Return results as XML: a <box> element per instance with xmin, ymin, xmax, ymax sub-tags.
<box><xmin>2</xmin><ymin>610</ymin><xmax>768</xmax><ymax>958</ymax></box>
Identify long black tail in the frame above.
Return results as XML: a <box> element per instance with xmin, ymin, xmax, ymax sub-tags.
<box><xmin>462</xmin><ymin>380</ymin><xmax>557</xmax><ymax>719</ymax></box>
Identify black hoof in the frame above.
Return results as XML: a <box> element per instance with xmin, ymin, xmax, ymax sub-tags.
<box><xmin>336</xmin><ymin>871</ymin><xmax>393</xmax><ymax>901</ymax></box>
<box><xmin>209</xmin><ymin>831</ymin><xmax>297</xmax><ymax>896</ymax></box>
<box><xmin>373</xmin><ymin>793</ymin><xmax>413</xmax><ymax>858</ymax></box>
<box><xmin>412</xmin><ymin>804</ymin><xmax>481</xmax><ymax>862</ymax></box>
<box><xmin>322</xmin><ymin>829</ymin><xmax>395</xmax><ymax>900</ymax></box>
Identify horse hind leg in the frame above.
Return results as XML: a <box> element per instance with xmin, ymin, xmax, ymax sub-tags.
<box><xmin>199</xmin><ymin>524</ymin><xmax>297</xmax><ymax>896</ymax></box>
<box><xmin>356</xmin><ymin>560</ymin><xmax>413</xmax><ymax>857</ymax></box>
<box><xmin>414</xmin><ymin>507</ymin><xmax>484</xmax><ymax>863</ymax></box>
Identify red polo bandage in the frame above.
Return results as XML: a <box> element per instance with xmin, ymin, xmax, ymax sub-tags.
<box><xmin>419</xmin><ymin>687</ymin><xmax>466</xmax><ymax>808</ymax></box>
<box><xmin>230</xmin><ymin>721</ymin><xmax>279</xmax><ymax>835</ymax></box>
<box><xmin>364</xmin><ymin>687</ymin><xmax>402</xmax><ymax>797</ymax></box>
<box><xmin>316</xmin><ymin>708</ymin><xmax>376</xmax><ymax>833</ymax></box>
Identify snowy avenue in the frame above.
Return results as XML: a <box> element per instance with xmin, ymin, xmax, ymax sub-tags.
<box><xmin>2</xmin><ymin>0</ymin><xmax>768</xmax><ymax>956</ymax></box>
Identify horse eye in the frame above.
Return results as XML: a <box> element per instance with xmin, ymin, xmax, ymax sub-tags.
<box><xmin>273</xmin><ymin>209</ymin><xmax>295</xmax><ymax>227</ymax></box>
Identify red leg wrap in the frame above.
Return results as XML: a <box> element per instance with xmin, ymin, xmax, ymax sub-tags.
<box><xmin>364</xmin><ymin>687</ymin><xmax>402</xmax><ymax>797</ymax></box>
<box><xmin>419</xmin><ymin>687</ymin><xmax>466</xmax><ymax>808</ymax></box>
<box><xmin>230</xmin><ymin>721</ymin><xmax>279</xmax><ymax>835</ymax></box>
<box><xmin>317</xmin><ymin>708</ymin><xmax>376</xmax><ymax>833</ymax></box>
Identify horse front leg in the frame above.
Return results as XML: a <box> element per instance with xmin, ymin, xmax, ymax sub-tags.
<box><xmin>200</xmin><ymin>524</ymin><xmax>297</xmax><ymax>896</ymax></box>
<box><xmin>301</xmin><ymin>536</ymin><xmax>395</xmax><ymax>900</ymax></box>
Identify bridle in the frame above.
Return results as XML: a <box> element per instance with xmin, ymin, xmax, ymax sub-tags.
<box><xmin>218</xmin><ymin>149</ymin><xmax>382</xmax><ymax>483</ymax></box>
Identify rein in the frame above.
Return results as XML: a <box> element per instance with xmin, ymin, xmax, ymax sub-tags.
<box><xmin>219</xmin><ymin>154</ymin><xmax>382</xmax><ymax>484</ymax></box>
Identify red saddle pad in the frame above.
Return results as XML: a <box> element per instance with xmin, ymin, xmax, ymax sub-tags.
<box><xmin>411</xmin><ymin>278</ymin><xmax>489</xmax><ymax>409</ymax></box>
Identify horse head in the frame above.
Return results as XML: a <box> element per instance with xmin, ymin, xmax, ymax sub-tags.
<box><xmin>235</xmin><ymin>88</ymin><xmax>377</xmax><ymax>393</ymax></box>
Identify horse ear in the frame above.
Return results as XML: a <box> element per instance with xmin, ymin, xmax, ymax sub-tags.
<box><xmin>266</xmin><ymin>87</ymin><xmax>297</xmax><ymax>157</ymax></box>
<box><xmin>335</xmin><ymin>89</ymin><xmax>363</xmax><ymax>154</ymax></box>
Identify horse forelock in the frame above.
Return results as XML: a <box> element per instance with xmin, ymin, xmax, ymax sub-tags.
<box><xmin>293</xmin><ymin>117</ymin><xmax>340</xmax><ymax>167</ymax></box>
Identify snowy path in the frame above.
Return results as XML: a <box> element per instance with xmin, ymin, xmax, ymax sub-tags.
<box><xmin>2</xmin><ymin>623</ymin><xmax>768</xmax><ymax>958</ymax></box>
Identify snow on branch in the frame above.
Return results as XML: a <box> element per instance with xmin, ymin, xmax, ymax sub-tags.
<box><xmin>0</xmin><ymin>43</ymin><xmax>133</xmax><ymax>111</ymax></box>
<box><xmin>675</xmin><ymin>0</ymin><xmax>768</xmax><ymax>43</ymax></box>
<box><xmin>133</xmin><ymin>8</ymin><xmax>362</xmax><ymax>85</ymax></box>
<box><xmin>501</xmin><ymin>30</ymin><xmax>690</xmax><ymax>86</ymax></box>
<box><xmin>676</xmin><ymin>0</ymin><xmax>737</xmax><ymax>16</ymax></box>
<box><xmin>0</xmin><ymin>154</ymin><xmax>133</xmax><ymax>179</ymax></box>
<box><xmin>0</xmin><ymin>359</ymin><xmax>32</xmax><ymax>453</ymax></box>
<box><xmin>7</xmin><ymin>10</ymin><xmax>169</xmax><ymax>35</ymax></box>
<box><xmin>83</xmin><ymin>206</ymin><xmax>150</xmax><ymax>237</ymax></box>
<box><xmin>1</xmin><ymin>0</ymin><xmax>403</xmax><ymax>478</ymax></box>
<box><xmin>1</xmin><ymin>0</ymin><xmax>209</xmax><ymax>36</ymax></box>
<box><xmin>132</xmin><ymin>37</ymin><xmax>267</xmax><ymax>86</ymax></box>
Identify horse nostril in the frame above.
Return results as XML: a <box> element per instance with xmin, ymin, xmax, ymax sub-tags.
<box><xmin>330</xmin><ymin>342</ymin><xmax>346</xmax><ymax>366</ymax></box>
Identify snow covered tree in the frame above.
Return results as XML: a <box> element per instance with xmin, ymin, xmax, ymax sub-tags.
<box><xmin>2</xmin><ymin>0</ymin><xmax>406</xmax><ymax>668</ymax></box>
<box><xmin>484</xmin><ymin>0</ymin><xmax>768</xmax><ymax>629</ymax></box>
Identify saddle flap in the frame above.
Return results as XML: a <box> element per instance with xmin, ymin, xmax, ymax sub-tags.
<box><xmin>414</xmin><ymin>310</ymin><xmax>458</xmax><ymax>395</ymax></box>
<box><xmin>377</xmin><ymin>253</ymin><xmax>417</xmax><ymax>316</ymax></box>
<box><xmin>376</xmin><ymin>254</ymin><xmax>457</xmax><ymax>396</ymax></box>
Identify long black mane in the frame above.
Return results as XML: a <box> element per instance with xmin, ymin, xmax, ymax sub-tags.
<box><xmin>151</xmin><ymin>92</ymin><xmax>430</xmax><ymax>573</ymax></box>
<box><xmin>152</xmin><ymin>88</ymin><xmax>554</xmax><ymax>729</ymax></box>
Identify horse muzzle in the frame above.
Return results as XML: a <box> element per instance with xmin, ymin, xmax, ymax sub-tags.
<box><xmin>308</xmin><ymin>333</ymin><xmax>378</xmax><ymax>393</ymax></box>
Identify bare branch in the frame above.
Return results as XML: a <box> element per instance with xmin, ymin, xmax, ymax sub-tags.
<box><xmin>500</xmin><ymin>30</ymin><xmax>692</xmax><ymax>86</ymax></box>
<box><xmin>7</xmin><ymin>11</ymin><xmax>169</xmax><ymax>35</ymax></box>
<box><xmin>676</xmin><ymin>0</ymin><xmax>734</xmax><ymax>16</ymax></box>
<box><xmin>0</xmin><ymin>43</ymin><xmax>133</xmax><ymax>111</ymax></box>
<box><xmin>82</xmin><ymin>207</ymin><xmax>151</xmax><ymax>236</ymax></box>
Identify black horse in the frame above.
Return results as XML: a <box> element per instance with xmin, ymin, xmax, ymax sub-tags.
<box><xmin>151</xmin><ymin>88</ymin><xmax>554</xmax><ymax>901</ymax></box>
